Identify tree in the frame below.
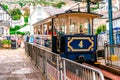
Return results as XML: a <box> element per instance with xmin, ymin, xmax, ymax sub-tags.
<box><xmin>9</xmin><ymin>8</ymin><xmax>22</xmax><ymax>20</ymax></box>
<box><xmin>96</xmin><ymin>24</ymin><xmax>106</xmax><ymax>35</ymax></box>
<box><xmin>19</xmin><ymin>3</ymin><xmax>26</xmax><ymax>8</ymax></box>
<box><xmin>1</xmin><ymin>4</ymin><xmax>9</xmax><ymax>10</ymax></box>
<box><xmin>23</xmin><ymin>7</ymin><xmax>30</xmax><ymax>16</ymax></box>
<box><xmin>23</xmin><ymin>7</ymin><xmax>30</xmax><ymax>23</ymax></box>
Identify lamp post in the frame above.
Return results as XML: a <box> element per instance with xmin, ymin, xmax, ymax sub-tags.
<box><xmin>108</xmin><ymin>0</ymin><xmax>114</xmax><ymax>45</ymax></box>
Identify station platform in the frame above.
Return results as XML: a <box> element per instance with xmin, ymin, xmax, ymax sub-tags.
<box><xmin>0</xmin><ymin>48</ymin><xmax>45</xmax><ymax>80</ymax></box>
<box><xmin>97</xmin><ymin>57</ymin><xmax>120</xmax><ymax>66</ymax></box>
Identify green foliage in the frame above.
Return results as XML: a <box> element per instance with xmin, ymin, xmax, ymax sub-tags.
<box><xmin>10</xmin><ymin>25</ymin><xmax>21</xmax><ymax>35</ymax></box>
<box><xmin>23</xmin><ymin>8</ymin><xmax>30</xmax><ymax>16</ymax></box>
<box><xmin>10</xmin><ymin>8</ymin><xmax>22</xmax><ymax>20</ymax></box>
<box><xmin>19</xmin><ymin>3</ymin><xmax>26</xmax><ymax>7</ymax></box>
<box><xmin>10</xmin><ymin>27</ymin><xmax>15</xmax><ymax>31</ymax></box>
<box><xmin>10</xmin><ymin>31</ymin><xmax>15</xmax><ymax>34</ymax></box>
<box><xmin>25</xmin><ymin>31</ymin><xmax>30</xmax><ymax>35</ymax></box>
<box><xmin>10</xmin><ymin>8</ymin><xmax>22</xmax><ymax>15</ymax></box>
<box><xmin>96</xmin><ymin>27</ymin><xmax>102</xmax><ymax>34</ymax></box>
<box><xmin>2</xmin><ymin>40</ymin><xmax>11</xmax><ymax>44</ymax></box>
<box><xmin>15</xmin><ymin>25</ymin><xmax>21</xmax><ymax>30</ymax></box>
<box><xmin>96</xmin><ymin>24</ymin><xmax>106</xmax><ymax>35</ymax></box>
<box><xmin>12</xmin><ymin>14</ymin><xmax>21</xmax><ymax>20</ymax></box>
<box><xmin>24</xmin><ymin>16</ymin><xmax>29</xmax><ymax>23</ymax></box>
<box><xmin>90</xmin><ymin>2</ymin><xmax>99</xmax><ymax>11</ymax></box>
<box><xmin>22</xmin><ymin>23</ymin><xmax>27</xmax><ymax>27</ymax></box>
<box><xmin>10</xmin><ymin>24</ymin><xmax>29</xmax><ymax>35</ymax></box>
<box><xmin>1</xmin><ymin>4</ymin><xmax>9</xmax><ymax>10</ymax></box>
<box><xmin>80</xmin><ymin>24</ymin><xmax>83</xmax><ymax>29</ymax></box>
<box><xmin>52</xmin><ymin>1</ymin><xmax>66</xmax><ymax>8</ymax></box>
<box><xmin>16</xmin><ymin>31</ymin><xmax>25</xmax><ymax>35</ymax></box>
<box><xmin>101</xmin><ymin>24</ymin><xmax>106</xmax><ymax>32</ymax></box>
<box><xmin>23</xmin><ymin>8</ymin><xmax>29</xmax><ymax>24</ymax></box>
<box><xmin>56</xmin><ymin>2</ymin><xmax>66</xmax><ymax>8</ymax></box>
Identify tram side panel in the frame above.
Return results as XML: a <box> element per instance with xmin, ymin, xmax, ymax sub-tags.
<box><xmin>52</xmin><ymin>35</ymin><xmax>97</xmax><ymax>62</ymax></box>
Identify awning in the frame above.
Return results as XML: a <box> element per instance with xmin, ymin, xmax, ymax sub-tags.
<box><xmin>17</xmin><ymin>25</ymin><xmax>33</xmax><ymax>32</ymax></box>
<box><xmin>113</xmin><ymin>27</ymin><xmax>120</xmax><ymax>31</ymax></box>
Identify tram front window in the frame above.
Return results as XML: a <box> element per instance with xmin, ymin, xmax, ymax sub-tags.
<box><xmin>70</xmin><ymin>18</ymin><xmax>78</xmax><ymax>34</ymax></box>
<box><xmin>70</xmin><ymin>25</ymin><xmax>75</xmax><ymax>34</ymax></box>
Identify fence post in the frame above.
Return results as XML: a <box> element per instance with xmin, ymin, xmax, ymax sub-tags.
<box><xmin>43</xmin><ymin>50</ymin><xmax>47</xmax><ymax>79</ymax></box>
<box><xmin>92</xmin><ymin>71</ymin><xmax>96</xmax><ymax>80</ymax></box>
<box><xmin>104</xmin><ymin>44</ymin><xmax>107</xmax><ymax>64</ymax></box>
<box><xmin>57</xmin><ymin>56</ymin><xmax>59</xmax><ymax>80</ymax></box>
<box><xmin>35</xmin><ymin>47</ymin><xmax>38</xmax><ymax>66</ymax></box>
<box><xmin>60</xmin><ymin>60</ymin><xmax>63</xmax><ymax>80</ymax></box>
<box><xmin>63</xmin><ymin>59</ymin><xmax>66</xmax><ymax>80</ymax></box>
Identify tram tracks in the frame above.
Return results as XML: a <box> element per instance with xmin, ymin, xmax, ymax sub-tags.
<box><xmin>83</xmin><ymin>63</ymin><xmax>120</xmax><ymax>80</ymax></box>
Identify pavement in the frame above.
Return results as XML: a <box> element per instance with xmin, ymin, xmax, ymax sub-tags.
<box><xmin>0</xmin><ymin>48</ymin><xmax>45</xmax><ymax>80</ymax></box>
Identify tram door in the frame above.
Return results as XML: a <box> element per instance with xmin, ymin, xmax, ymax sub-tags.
<box><xmin>52</xmin><ymin>36</ymin><xmax>64</xmax><ymax>54</ymax></box>
<box><xmin>56</xmin><ymin>36</ymin><xmax>61</xmax><ymax>53</ymax></box>
<box><xmin>52</xmin><ymin>36</ymin><xmax>57</xmax><ymax>53</ymax></box>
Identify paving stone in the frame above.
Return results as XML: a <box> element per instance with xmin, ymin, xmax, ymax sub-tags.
<box><xmin>0</xmin><ymin>48</ymin><xmax>45</xmax><ymax>80</ymax></box>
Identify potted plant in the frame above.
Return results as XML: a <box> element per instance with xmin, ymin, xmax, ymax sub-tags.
<box><xmin>2</xmin><ymin>40</ymin><xmax>11</xmax><ymax>48</ymax></box>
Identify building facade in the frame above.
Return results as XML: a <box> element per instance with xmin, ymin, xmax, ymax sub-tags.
<box><xmin>0</xmin><ymin>4</ymin><xmax>12</xmax><ymax>36</ymax></box>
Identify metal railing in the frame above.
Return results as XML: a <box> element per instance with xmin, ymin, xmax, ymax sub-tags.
<box><xmin>104</xmin><ymin>44</ymin><xmax>120</xmax><ymax>67</ymax></box>
<box><xmin>25</xmin><ymin>42</ymin><xmax>104</xmax><ymax>80</ymax></box>
<box><xmin>61</xmin><ymin>58</ymin><xmax>104</xmax><ymax>80</ymax></box>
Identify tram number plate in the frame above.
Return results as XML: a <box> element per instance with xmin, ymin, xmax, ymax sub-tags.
<box><xmin>67</xmin><ymin>37</ymin><xmax>94</xmax><ymax>52</ymax></box>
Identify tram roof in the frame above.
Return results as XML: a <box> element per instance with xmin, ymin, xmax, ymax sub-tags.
<box><xmin>55</xmin><ymin>12</ymin><xmax>102</xmax><ymax>18</ymax></box>
<box><xmin>33</xmin><ymin>12</ymin><xmax>102</xmax><ymax>26</ymax></box>
<box><xmin>90</xmin><ymin>0</ymin><xmax>101</xmax><ymax>3</ymax></box>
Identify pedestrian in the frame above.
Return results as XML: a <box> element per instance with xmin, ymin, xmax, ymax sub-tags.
<box><xmin>17</xmin><ymin>38</ymin><xmax>21</xmax><ymax>47</ymax></box>
<box><xmin>21</xmin><ymin>39</ymin><xmax>24</xmax><ymax>48</ymax></box>
<box><xmin>26</xmin><ymin>35</ymin><xmax>30</xmax><ymax>42</ymax></box>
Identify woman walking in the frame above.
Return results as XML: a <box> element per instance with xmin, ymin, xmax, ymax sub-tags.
<box><xmin>17</xmin><ymin>38</ymin><xmax>21</xmax><ymax>47</ymax></box>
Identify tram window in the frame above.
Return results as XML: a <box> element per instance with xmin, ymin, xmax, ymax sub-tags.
<box><xmin>70</xmin><ymin>25</ymin><xmax>75</xmax><ymax>34</ymax></box>
<box><xmin>70</xmin><ymin>18</ymin><xmax>78</xmax><ymax>34</ymax></box>
<box><xmin>44</xmin><ymin>25</ymin><xmax>47</xmax><ymax>35</ymax></box>
<box><xmin>38</xmin><ymin>29</ymin><xmax>40</xmax><ymax>34</ymax></box>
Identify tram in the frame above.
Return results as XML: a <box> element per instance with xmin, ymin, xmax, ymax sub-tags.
<box><xmin>33</xmin><ymin>4</ymin><xmax>101</xmax><ymax>62</ymax></box>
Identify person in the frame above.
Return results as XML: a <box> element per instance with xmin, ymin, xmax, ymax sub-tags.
<box><xmin>29</xmin><ymin>35</ymin><xmax>34</xmax><ymax>43</ymax></box>
<box><xmin>26</xmin><ymin>34</ymin><xmax>30</xmax><ymax>42</ymax></box>
<box><xmin>17</xmin><ymin>38</ymin><xmax>21</xmax><ymax>47</ymax></box>
<box><xmin>21</xmin><ymin>39</ymin><xmax>24</xmax><ymax>48</ymax></box>
<box><xmin>80</xmin><ymin>29</ymin><xmax>84</xmax><ymax>35</ymax></box>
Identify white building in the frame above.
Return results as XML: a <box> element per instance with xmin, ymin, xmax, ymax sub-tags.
<box><xmin>0</xmin><ymin>4</ymin><xmax>12</xmax><ymax>36</ymax></box>
<box><xmin>19</xmin><ymin>4</ymin><xmax>64</xmax><ymax>35</ymax></box>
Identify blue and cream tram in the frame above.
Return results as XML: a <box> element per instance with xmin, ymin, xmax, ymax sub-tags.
<box><xmin>33</xmin><ymin>5</ymin><xmax>101</xmax><ymax>62</ymax></box>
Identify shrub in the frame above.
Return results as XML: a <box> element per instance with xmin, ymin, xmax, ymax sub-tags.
<box><xmin>19</xmin><ymin>3</ymin><xmax>26</xmax><ymax>8</ymax></box>
<box><xmin>24</xmin><ymin>16</ymin><xmax>29</xmax><ymax>23</ymax></box>
<box><xmin>10</xmin><ymin>31</ymin><xmax>15</xmax><ymax>35</ymax></box>
<box><xmin>1</xmin><ymin>4</ymin><xmax>9</xmax><ymax>10</ymax></box>
<box><xmin>2</xmin><ymin>40</ymin><xmax>11</xmax><ymax>44</ymax></box>
<box><xmin>96</xmin><ymin>24</ymin><xmax>106</xmax><ymax>35</ymax></box>
<box><xmin>10</xmin><ymin>8</ymin><xmax>22</xmax><ymax>20</ymax></box>
<box><xmin>16</xmin><ymin>31</ymin><xmax>25</xmax><ymax>35</ymax></box>
<box><xmin>15</xmin><ymin>25</ymin><xmax>21</xmax><ymax>31</ymax></box>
